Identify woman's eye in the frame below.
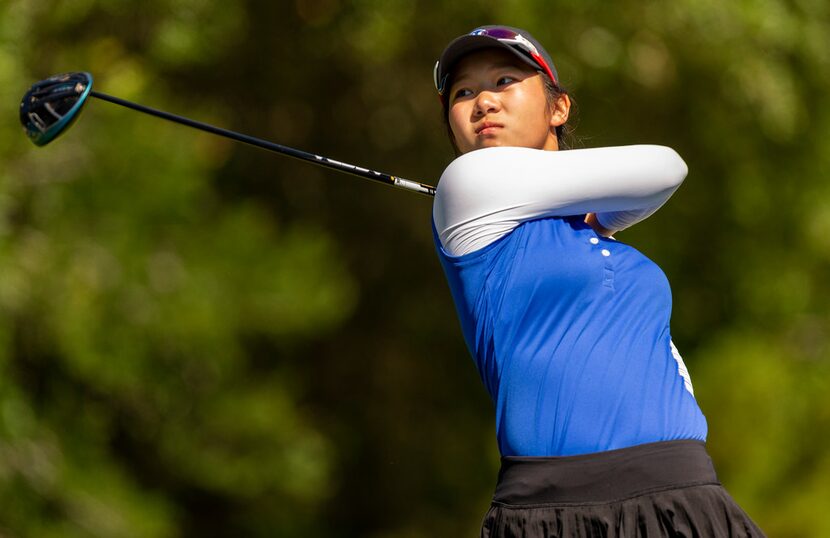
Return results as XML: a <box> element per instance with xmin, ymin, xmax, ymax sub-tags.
<box><xmin>453</xmin><ymin>88</ymin><xmax>473</xmax><ymax>99</ymax></box>
<box><xmin>496</xmin><ymin>76</ymin><xmax>516</xmax><ymax>86</ymax></box>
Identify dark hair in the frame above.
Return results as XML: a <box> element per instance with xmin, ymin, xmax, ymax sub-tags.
<box><xmin>441</xmin><ymin>72</ymin><xmax>574</xmax><ymax>155</ymax></box>
<box><xmin>542</xmin><ymin>75</ymin><xmax>574</xmax><ymax>150</ymax></box>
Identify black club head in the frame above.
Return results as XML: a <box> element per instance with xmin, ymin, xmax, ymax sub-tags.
<box><xmin>20</xmin><ymin>72</ymin><xmax>93</xmax><ymax>146</ymax></box>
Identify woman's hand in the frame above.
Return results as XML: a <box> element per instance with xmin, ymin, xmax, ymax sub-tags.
<box><xmin>585</xmin><ymin>213</ymin><xmax>614</xmax><ymax>237</ymax></box>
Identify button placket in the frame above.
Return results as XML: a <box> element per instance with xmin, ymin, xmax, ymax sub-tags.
<box><xmin>588</xmin><ymin>234</ymin><xmax>615</xmax><ymax>290</ymax></box>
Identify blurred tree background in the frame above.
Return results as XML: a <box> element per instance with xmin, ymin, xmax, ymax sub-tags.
<box><xmin>0</xmin><ymin>0</ymin><xmax>828</xmax><ymax>536</ymax></box>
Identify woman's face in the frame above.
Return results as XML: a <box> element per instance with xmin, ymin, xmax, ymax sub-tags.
<box><xmin>447</xmin><ymin>48</ymin><xmax>568</xmax><ymax>155</ymax></box>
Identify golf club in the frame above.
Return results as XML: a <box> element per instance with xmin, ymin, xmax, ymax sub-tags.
<box><xmin>20</xmin><ymin>72</ymin><xmax>436</xmax><ymax>197</ymax></box>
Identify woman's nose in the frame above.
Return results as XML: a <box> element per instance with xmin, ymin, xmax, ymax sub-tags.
<box><xmin>473</xmin><ymin>91</ymin><xmax>500</xmax><ymax>116</ymax></box>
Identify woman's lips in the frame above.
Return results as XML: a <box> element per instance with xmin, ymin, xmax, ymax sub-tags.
<box><xmin>476</xmin><ymin>122</ymin><xmax>503</xmax><ymax>135</ymax></box>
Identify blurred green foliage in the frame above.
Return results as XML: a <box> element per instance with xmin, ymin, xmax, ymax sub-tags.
<box><xmin>0</xmin><ymin>0</ymin><xmax>828</xmax><ymax>536</ymax></box>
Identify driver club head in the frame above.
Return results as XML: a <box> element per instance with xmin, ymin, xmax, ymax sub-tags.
<box><xmin>20</xmin><ymin>72</ymin><xmax>93</xmax><ymax>146</ymax></box>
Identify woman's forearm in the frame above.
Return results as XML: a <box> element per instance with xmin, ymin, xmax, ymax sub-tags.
<box><xmin>433</xmin><ymin>145</ymin><xmax>687</xmax><ymax>255</ymax></box>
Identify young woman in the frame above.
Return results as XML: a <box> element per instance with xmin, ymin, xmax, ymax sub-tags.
<box><xmin>431</xmin><ymin>26</ymin><xmax>765</xmax><ymax>537</ymax></box>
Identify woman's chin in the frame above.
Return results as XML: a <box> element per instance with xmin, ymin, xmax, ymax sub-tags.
<box><xmin>475</xmin><ymin>137</ymin><xmax>507</xmax><ymax>150</ymax></box>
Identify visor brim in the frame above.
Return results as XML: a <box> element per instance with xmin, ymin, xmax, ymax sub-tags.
<box><xmin>436</xmin><ymin>35</ymin><xmax>544</xmax><ymax>94</ymax></box>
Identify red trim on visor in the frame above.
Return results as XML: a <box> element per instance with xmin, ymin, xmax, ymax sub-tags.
<box><xmin>529</xmin><ymin>51</ymin><xmax>556</xmax><ymax>86</ymax></box>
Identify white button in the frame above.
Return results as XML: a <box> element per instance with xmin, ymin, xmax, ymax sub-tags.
<box><xmin>601</xmin><ymin>249</ymin><xmax>611</xmax><ymax>257</ymax></box>
<box><xmin>590</xmin><ymin>237</ymin><xmax>600</xmax><ymax>245</ymax></box>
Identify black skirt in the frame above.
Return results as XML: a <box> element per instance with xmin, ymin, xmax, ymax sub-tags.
<box><xmin>481</xmin><ymin>440</ymin><xmax>765</xmax><ymax>538</ymax></box>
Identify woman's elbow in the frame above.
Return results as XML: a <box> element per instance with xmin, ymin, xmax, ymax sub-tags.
<box><xmin>658</xmin><ymin>146</ymin><xmax>688</xmax><ymax>189</ymax></box>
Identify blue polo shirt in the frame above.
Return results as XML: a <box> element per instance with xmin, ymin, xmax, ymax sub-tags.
<box><xmin>434</xmin><ymin>215</ymin><xmax>707</xmax><ymax>457</ymax></box>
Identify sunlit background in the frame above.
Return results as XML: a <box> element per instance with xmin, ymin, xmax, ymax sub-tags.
<box><xmin>1</xmin><ymin>1</ymin><xmax>829</xmax><ymax>536</ymax></box>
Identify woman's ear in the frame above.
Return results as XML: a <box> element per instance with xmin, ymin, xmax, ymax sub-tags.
<box><xmin>550</xmin><ymin>94</ymin><xmax>571</xmax><ymax>128</ymax></box>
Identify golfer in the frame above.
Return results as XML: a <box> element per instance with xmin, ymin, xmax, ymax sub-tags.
<box><xmin>432</xmin><ymin>26</ymin><xmax>764</xmax><ymax>537</ymax></box>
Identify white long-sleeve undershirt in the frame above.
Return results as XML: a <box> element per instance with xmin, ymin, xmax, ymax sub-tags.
<box><xmin>432</xmin><ymin>145</ymin><xmax>688</xmax><ymax>257</ymax></box>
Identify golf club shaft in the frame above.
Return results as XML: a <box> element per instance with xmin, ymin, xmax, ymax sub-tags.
<box><xmin>89</xmin><ymin>91</ymin><xmax>436</xmax><ymax>197</ymax></box>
